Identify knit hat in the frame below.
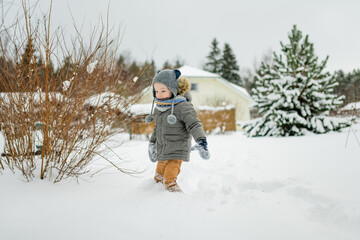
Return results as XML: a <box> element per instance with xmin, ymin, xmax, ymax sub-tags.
<box><xmin>145</xmin><ymin>69</ymin><xmax>185</xmax><ymax>125</ymax></box>
<box><xmin>151</xmin><ymin>69</ymin><xmax>181</xmax><ymax>97</ymax></box>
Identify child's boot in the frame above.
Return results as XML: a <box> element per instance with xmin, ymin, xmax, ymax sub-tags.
<box><xmin>166</xmin><ymin>182</ymin><xmax>182</xmax><ymax>192</ymax></box>
<box><xmin>154</xmin><ymin>172</ymin><xmax>164</xmax><ymax>183</ymax></box>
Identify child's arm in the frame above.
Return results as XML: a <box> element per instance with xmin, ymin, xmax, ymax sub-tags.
<box><xmin>179</xmin><ymin>103</ymin><xmax>206</xmax><ymax>141</ymax></box>
<box><xmin>179</xmin><ymin>103</ymin><xmax>210</xmax><ymax>159</ymax></box>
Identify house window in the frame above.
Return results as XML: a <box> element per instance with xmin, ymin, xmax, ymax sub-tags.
<box><xmin>191</xmin><ymin>83</ymin><xmax>198</xmax><ymax>91</ymax></box>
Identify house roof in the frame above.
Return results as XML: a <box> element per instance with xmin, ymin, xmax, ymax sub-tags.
<box><xmin>127</xmin><ymin>103</ymin><xmax>153</xmax><ymax>115</ymax></box>
<box><xmin>341</xmin><ymin>101</ymin><xmax>360</xmax><ymax>111</ymax></box>
<box><xmin>178</xmin><ymin>65</ymin><xmax>220</xmax><ymax>78</ymax></box>
<box><xmin>216</xmin><ymin>78</ymin><xmax>254</xmax><ymax>104</ymax></box>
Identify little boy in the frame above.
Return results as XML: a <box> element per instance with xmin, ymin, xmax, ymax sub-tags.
<box><xmin>146</xmin><ymin>69</ymin><xmax>210</xmax><ymax>192</ymax></box>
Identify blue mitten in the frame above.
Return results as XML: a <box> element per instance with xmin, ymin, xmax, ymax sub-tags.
<box><xmin>148</xmin><ymin>142</ymin><xmax>157</xmax><ymax>162</ymax></box>
<box><xmin>191</xmin><ymin>138</ymin><xmax>210</xmax><ymax>160</ymax></box>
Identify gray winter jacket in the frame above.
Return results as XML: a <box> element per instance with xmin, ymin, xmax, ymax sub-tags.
<box><xmin>149</xmin><ymin>100</ymin><xmax>206</xmax><ymax>162</ymax></box>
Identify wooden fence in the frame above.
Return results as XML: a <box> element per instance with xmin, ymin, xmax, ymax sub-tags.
<box><xmin>198</xmin><ymin>108</ymin><xmax>236</xmax><ymax>133</ymax></box>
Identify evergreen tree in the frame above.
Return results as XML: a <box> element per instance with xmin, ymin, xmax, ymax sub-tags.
<box><xmin>139</xmin><ymin>60</ymin><xmax>156</xmax><ymax>86</ymax></box>
<box><xmin>173</xmin><ymin>58</ymin><xmax>184</xmax><ymax>69</ymax></box>
<box><xmin>347</xmin><ymin>69</ymin><xmax>360</xmax><ymax>103</ymax></box>
<box><xmin>117</xmin><ymin>54</ymin><xmax>126</xmax><ymax>67</ymax></box>
<box><xmin>161</xmin><ymin>57</ymin><xmax>184</xmax><ymax>69</ymax></box>
<box><xmin>36</xmin><ymin>55</ymin><xmax>57</xmax><ymax>91</ymax></box>
<box><xmin>220</xmin><ymin>43</ymin><xmax>242</xmax><ymax>86</ymax></box>
<box><xmin>128</xmin><ymin>61</ymin><xmax>140</xmax><ymax>75</ymax></box>
<box><xmin>335</xmin><ymin>69</ymin><xmax>360</xmax><ymax>104</ymax></box>
<box><xmin>162</xmin><ymin>60</ymin><xmax>172</xmax><ymax>69</ymax></box>
<box><xmin>204</xmin><ymin>38</ymin><xmax>222</xmax><ymax>73</ymax></box>
<box><xmin>16</xmin><ymin>38</ymin><xmax>37</xmax><ymax>91</ymax></box>
<box><xmin>244</xmin><ymin>25</ymin><xmax>349</xmax><ymax>137</ymax></box>
<box><xmin>56</xmin><ymin>57</ymin><xmax>76</xmax><ymax>80</ymax></box>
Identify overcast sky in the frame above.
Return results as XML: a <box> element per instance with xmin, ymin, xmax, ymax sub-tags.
<box><xmin>3</xmin><ymin>0</ymin><xmax>360</xmax><ymax>73</ymax></box>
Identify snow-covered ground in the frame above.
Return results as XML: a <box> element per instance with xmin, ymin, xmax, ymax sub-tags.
<box><xmin>1</xmin><ymin>123</ymin><xmax>360</xmax><ymax>240</ymax></box>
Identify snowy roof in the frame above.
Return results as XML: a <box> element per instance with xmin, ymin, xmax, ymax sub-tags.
<box><xmin>341</xmin><ymin>101</ymin><xmax>360</xmax><ymax>111</ymax></box>
<box><xmin>178</xmin><ymin>65</ymin><xmax>220</xmax><ymax>78</ymax></box>
<box><xmin>216</xmin><ymin>78</ymin><xmax>254</xmax><ymax>104</ymax></box>
<box><xmin>0</xmin><ymin>92</ymin><xmax>66</xmax><ymax>113</ymax></box>
<box><xmin>84</xmin><ymin>92</ymin><xmax>127</xmax><ymax>109</ymax></box>
<box><xmin>0</xmin><ymin>92</ymin><xmax>65</xmax><ymax>104</ymax></box>
<box><xmin>127</xmin><ymin>103</ymin><xmax>153</xmax><ymax>115</ymax></box>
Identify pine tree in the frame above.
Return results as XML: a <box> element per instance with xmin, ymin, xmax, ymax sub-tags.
<box><xmin>117</xmin><ymin>54</ymin><xmax>126</xmax><ymax>67</ymax></box>
<box><xmin>347</xmin><ymin>70</ymin><xmax>360</xmax><ymax>102</ymax></box>
<box><xmin>16</xmin><ymin>38</ymin><xmax>37</xmax><ymax>91</ymax></box>
<box><xmin>204</xmin><ymin>38</ymin><xmax>222</xmax><ymax>73</ymax></box>
<box><xmin>162</xmin><ymin>60</ymin><xmax>172</xmax><ymax>69</ymax></box>
<box><xmin>335</xmin><ymin>69</ymin><xmax>360</xmax><ymax>104</ymax></box>
<box><xmin>161</xmin><ymin>57</ymin><xmax>184</xmax><ymax>69</ymax></box>
<box><xmin>128</xmin><ymin>61</ymin><xmax>140</xmax><ymax>75</ymax></box>
<box><xmin>140</xmin><ymin>60</ymin><xmax>156</xmax><ymax>86</ymax></box>
<box><xmin>173</xmin><ymin>58</ymin><xmax>184</xmax><ymax>69</ymax></box>
<box><xmin>56</xmin><ymin>57</ymin><xmax>76</xmax><ymax>80</ymax></box>
<box><xmin>220</xmin><ymin>43</ymin><xmax>242</xmax><ymax>86</ymax></box>
<box><xmin>243</xmin><ymin>25</ymin><xmax>349</xmax><ymax>137</ymax></box>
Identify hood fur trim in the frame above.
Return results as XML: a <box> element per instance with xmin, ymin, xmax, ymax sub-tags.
<box><xmin>177</xmin><ymin>77</ymin><xmax>191</xmax><ymax>96</ymax></box>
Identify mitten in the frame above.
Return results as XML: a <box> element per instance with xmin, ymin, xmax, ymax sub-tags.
<box><xmin>191</xmin><ymin>138</ymin><xmax>210</xmax><ymax>160</ymax></box>
<box><xmin>148</xmin><ymin>142</ymin><xmax>157</xmax><ymax>162</ymax></box>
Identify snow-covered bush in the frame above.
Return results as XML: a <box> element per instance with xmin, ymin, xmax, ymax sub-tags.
<box><xmin>243</xmin><ymin>25</ymin><xmax>350</xmax><ymax>137</ymax></box>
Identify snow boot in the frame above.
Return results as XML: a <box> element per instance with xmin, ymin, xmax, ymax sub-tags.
<box><xmin>165</xmin><ymin>182</ymin><xmax>183</xmax><ymax>192</ymax></box>
<box><xmin>154</xmin><ymin>172</ymin><xmax>164</xmax><ymax>183</ymax></box>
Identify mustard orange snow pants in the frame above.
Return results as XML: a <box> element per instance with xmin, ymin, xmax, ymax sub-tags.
<box><xmin>154</xmin><ymin>159</ymin><xmax>183</xmax><ymax>188</ymax></box>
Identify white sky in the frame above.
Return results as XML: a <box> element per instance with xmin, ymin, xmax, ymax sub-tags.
<box><xmin>3</xmin><ymin>0</ymin><xmax>360</xmax><ymax>73</ymax></box>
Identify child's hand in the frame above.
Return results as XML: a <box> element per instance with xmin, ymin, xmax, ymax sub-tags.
<box><xmin>148</xmin><ymin>142</ymin><xmax>157</xmax><ymax>162</ymax></box>
<box><xmin>191</xmin><ymin>138</ymin><xmax>210</xmax><ymax>160</ymax></box>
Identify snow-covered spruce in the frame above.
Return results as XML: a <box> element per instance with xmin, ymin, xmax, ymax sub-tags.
<box><xmin>243</xmin><ymin>25</ymin><xmax>350</xmax><ymax>137</ymax></box>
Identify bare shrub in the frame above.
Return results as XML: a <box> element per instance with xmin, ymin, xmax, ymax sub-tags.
<box><xmin>0</xmin><ymin>1</ymin><xmax>141</xmax><ymax>182</ymax></box>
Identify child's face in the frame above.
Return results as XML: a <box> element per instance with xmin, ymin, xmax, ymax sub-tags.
<box><xmin>154</xmin><ymin>82</ymin><xmax>172</xmax><ymax>100</ymax></box>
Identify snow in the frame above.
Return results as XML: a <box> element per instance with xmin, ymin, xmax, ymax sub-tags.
<box><xmin>128</xmin><ymin>103</ymin><xmax>153</xmax><ymax>115</ymax></box>
<box><xmin>1</xmin><ymin>123</ymin><xmax>360</xmax><ymax>240</ymax></box>
<box><xmin>86</xmin><ymin>60</ymin><xmax>98</xmax><ymax>74</ymax></box>
<box><xmin>0</xmin><ymin>92</ymin><xmax>65</xmax><ymax>112</ymax></box>
<box><xmin>342</xmin><ymin>101</ymin><xmax>360</xmax><ymax>111</ymax></box>
<box><xmin>178</xmin><ymin>65</ymin><xmax>220</xmax><ymax>78</ymax></box>
<box><xmin>84</xmin><ymin>92</ymin><xmax>126</xmax><ymax>109</ymax></box>
<box><xmin>197</xmin><ymin>105</ymin><xmax>235</xmax><ymax>111</ymax></box>
<box><xmin>62</xmin><ymin>79</ymin><xmax>71</xmax><ymax>91</ymax></box>
<box><xmin>0</xmin><ymin>92</ymin><xmax>64</xmax><ymax>105</ymax></box>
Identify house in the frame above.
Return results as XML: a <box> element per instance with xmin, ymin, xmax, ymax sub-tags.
<box><xmin>135</xmin><ymin>65</ymin><xmax>254</xmax><ymax>130</ymax></box>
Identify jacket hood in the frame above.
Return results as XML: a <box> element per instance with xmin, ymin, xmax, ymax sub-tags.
<box><xmin>183</xmin><ymin>91</ymin><xmax>192</xmax><ymax>102</ymax></box>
